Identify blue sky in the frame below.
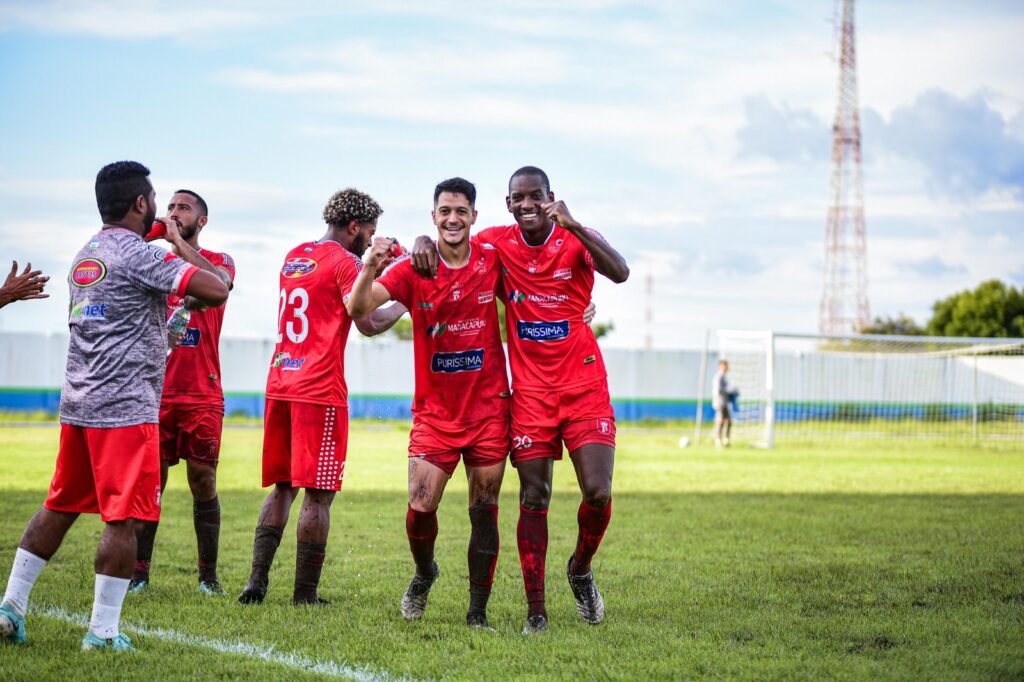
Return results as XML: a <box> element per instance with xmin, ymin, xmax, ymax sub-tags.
<box><xmin>1</xmin><ymin>0</ymin><xmax>1022</xmax><ymax>348</ymax></box>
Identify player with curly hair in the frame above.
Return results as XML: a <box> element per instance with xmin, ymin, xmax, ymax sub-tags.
<box><xmin>238</xmin><ymin>188</ymin><xmax>408</xmax><ymax>606</ymax></box>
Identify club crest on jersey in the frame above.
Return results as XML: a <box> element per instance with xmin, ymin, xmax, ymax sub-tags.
<box><xmin>272</xmin><ymin>351</ymin><xmax>306</xmax><ymax>370</ymax></box>
<box><xmin>180</xmin><ymin>328</ymin><xmax>201</xmax><ymax>347</ymax></box>
<box><xmin>478</xmin><ymin>291</ymin><xmax>494</xmax><ymax>304</ymax></box>
<box><xmin>426</xmin><ymin>323</ymin><xmax>446</xmax><ymax>338</ymax></box>
<box><xmin>71</xmin><ymin>258</ymin><xmax>106</xmax><ymax>287</ymax></box>
<box><xmin>431</xmin><ymin>349</ymin><xmax>484</xmax><ymax>374</ymax></box>
<box><xmin>282</xmin><ymin>258</ymin><xmax>317</xmax><ymax>278</ymax></box>
<box><xmin>596</xmin><ymin>418</ymin><xmax>612</xmax><ymax>434</ymax></box>
<box><xmin>517</xmin><ymin>320</ymin><xmax>570</xmax><ymax>342</ymax></box>
<box><xmin>450</xmin><ymin>288</ymin><xmax>462</xmax><ymax>301</ymax></box>
<box><xmin>553</xmin><ymin>268</ymin><xmax>572</xmax><ymax>280</ymax></box>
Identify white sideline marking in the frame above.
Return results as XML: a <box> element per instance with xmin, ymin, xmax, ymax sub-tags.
<box><xmin>32</xmin><ymin>604</ymin><xmax>412</xmax><ymax>682</ymax></box>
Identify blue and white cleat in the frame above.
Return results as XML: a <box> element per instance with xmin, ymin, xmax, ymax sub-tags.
<box><xmin>0</xmin><ymin>601</ymin><xmax>27</xmax><ymax>645</ymax></box>
<box><xmin>81</xmin><ymin>631</ymin><xmax>135</xmax><ymax>652</ymax></box>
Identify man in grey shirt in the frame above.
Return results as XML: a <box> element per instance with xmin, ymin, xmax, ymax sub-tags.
<box><xmin>0</xmin><ymin>161</ymin><xmax>229</xmax><ymax>652</ymax></box>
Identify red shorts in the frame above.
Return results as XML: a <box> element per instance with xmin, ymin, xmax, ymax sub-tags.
<box><xmin>262</xmin><ymin>399</ymin><xmax>348</xmax><ymax>491</ymax></box>
<box><xmin>45</xmin><ymin>423</ymin><xmax>162</xmax><ymax>522</ymax></box>
<box><xmin>159</xmin><ymin>401</ymin><xmax>224</xmax><ymax>467</ymax></box>
<box><xmin>408</xmin><ymin>417</ymin><xmax>510</xmax><ymax>475</ymax></box>
<box><xmin>510</xmin><ymin>379</ymin><xmax>616</xmax><ymax>465</ymax></box>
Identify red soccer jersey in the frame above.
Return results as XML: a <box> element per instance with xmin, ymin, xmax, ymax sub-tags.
<box><xmin>477</xmin><ymin>224</ymin><xmax>606</xmax><ymax>391</ymax></box>
<box><xmin>265</xmin><ymin>240</ymin><xmax>362</xmax><ymax>406</ymax></box>
<box><xmin>162</xmin><ymin>249</ymin><xmax>236</xmax><ymax>404</ymax></box>
<box><xmin>377</xmin><ymin>237</ymin><xmax>509</xmax><ymax>424</ymax></box>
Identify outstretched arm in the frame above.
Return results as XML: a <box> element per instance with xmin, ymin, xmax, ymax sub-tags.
<box><xmin>0</xmin><ymin>261</ymin><xmax>49</xmax><ymax>308</ymax></box>
<box><xmin>542</xmin><ymin>201</ymin><xmax>629</xmax><ymax>283</ymax></box>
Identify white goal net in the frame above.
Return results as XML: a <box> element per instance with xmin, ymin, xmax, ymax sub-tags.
<box><xmin>703</xmin><ymin>331</ymin><xmax>1024</xmax><ymax>445</ymax></box>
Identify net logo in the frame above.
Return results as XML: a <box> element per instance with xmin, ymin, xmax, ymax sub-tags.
<box><xmin>431</xmin><ymin>349</ymin><xmax>484</xmax><ymax>373</ymax></box>
<box><xmin>427</xmin><ymin>323</ymin><xmax>446</xmax><ymax>338</ymax></box>
<box><xmin>517</xmin><ymin>320</ymin><xmax>570</xmax><ymax>342</ymax></box>
<box><xmin>71</xmin><ymin>258</ymin><xmax>107</xmax><ymax>287</ymax></box>
<box><xmin>71</xmin><ymin>299</ymin><xmax>107</xmax><ymax>319</ymax></box>
<box><xmin>478</xmin><ymin>291</ymin><xmax>494</xmax><ymax>304</ymax></box>
<box><xmin>282</xmin><ymin>258</ymin><xmax>317</xmax><ymax>278</ymax></box>
<box><xmin>180</xmin><ymin>328</ymin><xmax>201</xmax><ymax>347</ymax></box>
<box><xmin>272</xmin><ymin>351</ymin><xmax>306</xmax><ymax>370</ymax></box>
<box><xmin>417</xmin><ymin>302</ymin><xmax>434</xmax><ymax>309</ymax></box>
<box><xmin>553</xmin><ymin>268</ymin><xmax>572</xmax><ymax>280</ymax></box>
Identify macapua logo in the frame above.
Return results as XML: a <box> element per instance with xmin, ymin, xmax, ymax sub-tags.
<box><xmin>428</xmin><ymin>319</ymin><xmax>485</xmax><ymax>338</ymax></box>
<box><xmin>272</xmin><ymin>352</ymin><xmax>306</xmax><ymax>370</ymax></box>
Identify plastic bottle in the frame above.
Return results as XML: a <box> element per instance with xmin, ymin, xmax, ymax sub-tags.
<box><xmin>166</xmin><ymin>305</ymin><xmax>191</xmax><ymax>354</ymax></box>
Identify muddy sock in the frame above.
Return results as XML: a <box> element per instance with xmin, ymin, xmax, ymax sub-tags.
<box><xmin>293</xmin><ymin>541</ymin><xmax>327</xmax><ymax>603</ymax></box>
<box><xmin>467</xmin><ymin>503</ymin><xmax>499</xmax><ymax>614</ymax></box>
<box><xmin>406</xmin><ymin>506</ymin><xmax>438</xmax><ymax>577</ymax></box>
<box><xmin>517</xmin><ymin>504</ymin><xmax>548</xmax><ymax>617</ymax></box>
<box><xmin>194</xmin><ymin>497</ymin><xmax>220</xmax><ymax>583</ymax></box>
<box><xmin>248</xmin><ymin>524</ymin><xmax>283</xmax><ymax>589</ymax></box>
<box><xmin>572</xmin><ymin>499</ymin><xmax>612</xmax><ymax>575</ymax></box>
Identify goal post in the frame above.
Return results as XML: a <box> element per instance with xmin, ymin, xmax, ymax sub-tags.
<box><xmin>704</xmin><ymin>330</ymin><xmax>1024</xmax><ymax>445</ymax></box>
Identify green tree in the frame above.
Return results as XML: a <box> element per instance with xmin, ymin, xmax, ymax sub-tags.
<box><xmin>926</xmin><ymin>279</ymin><xmax>1024</xmax><ymax>338</ymax></box>
<box><xmin>861</xmin><ymin>313</ymin><xmax>925</xmax><ymax>336</ymax></box>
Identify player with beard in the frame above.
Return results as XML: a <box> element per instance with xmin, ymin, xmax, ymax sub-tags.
<box><xmin>129</xmin><ymin>190</ymin><xmax>235</xmax><ymax>596</ymax></box>
<box><xmin>346</xmin><ymin>178</ymin><xmax>509</xmax><ymax>630</ymax></box>
<box><xmin>411</xmin><ymin>166</ymin><xmax>629</xmax><ymax>634</ymax></box>
<box><xmin>0</xmin><ymin>161</ymin><xmax>229</xmax><ymax>651</ymax></box>
<box><xmin>239</xmin><ymin>188</ymin><xmax>407</xmax><ymax>606</ymax></box>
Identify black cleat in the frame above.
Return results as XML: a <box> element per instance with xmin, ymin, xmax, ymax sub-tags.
<box><xmin>522</xmin><ymin>612</ymin><xmax>548</xmax><ymax>635</ymax></box>
<box><xmin>400</xmin><ymin>562</ymin><xmax>439</xmax><ymax>620</ymax></box>
<box><xmin>566</xmin><ymin>557</ymin><xmax>605</xmax><ymax>624</ymax></box>
<box><xmin>293</xmin><ymin>596</ymin><xmax>331</xmax><ymax>606</ymax></box>
<box><xmin>238</xmin><ymin>580</ymin><xmax>267</xmax><ymax>605</ymax></box>
<box><xmin>466</xmin><ymin>611</ymin><xmax>495</xmax><ymax>632</ymax></box>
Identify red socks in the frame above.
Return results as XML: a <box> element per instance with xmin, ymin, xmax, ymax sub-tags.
<box><xmin>406</xmin><ymin>506</ymin><xmax>438</xmax><ymax>577</ymax></box>
<box><xmin>572</xmin><ymin>499</ymin><xmax>612</xmax><ymax>574</ymax></box>
<box><xmin>517</xmin><ymin>504</ymin><xmax>549</xmax><ymax>616</ymax></box>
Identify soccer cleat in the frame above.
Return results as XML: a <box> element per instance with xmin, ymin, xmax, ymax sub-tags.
<box><xmin>198</xmin><ymin>580</ymin><xmax>226</xmax><ymax>596</ymax></box>
<box><xmin>293</xmin><ymin>596</ymin><xmax>331</xmax><ymax>606</ymax></box>
<box><xmin>238</xmin><ymin>580</ymin><xmax>267</xmax><ymax>605</ymax></box>
<box><xmin>521</xmin><ymin>612</ymin><xmax>548</xmax><ymax>635</ymax></box>
<box><xmin>81</xmin><ymin>631</ymin><xmax>135</xmax><ymax>652</ymax></box>
<box><xmin>127</xmin><ymin>577</ymin><xmax>149</xmax><ymax>594</ymax></box>
<box><xmin>0</xmin><ymin>602</ymin><xmax>27</xmax><ymax>645</ymax></box>
<box><xmin>466</xmin><ymin>611</ymin><xmax>495</xmax><ymax>632</ymax></box>
<box><xmin>400</xmin><ymin>562</ymin><xmax>439</xmax><ymax>620</ymax></box>
<box><xmin>566</xmin><ymin>557</ymin><xmax>605</xmax><ymax>624</ymax></box>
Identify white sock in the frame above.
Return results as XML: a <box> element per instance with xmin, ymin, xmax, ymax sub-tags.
<box><xmin>88</xmin><ymin>574</ymin><xmax>130</xmax><ymax>639</ymax></box>
<box><xmin>3</xmin><ymin>548</ymin><xmax>47</xmax><ymax>617</ymax></box>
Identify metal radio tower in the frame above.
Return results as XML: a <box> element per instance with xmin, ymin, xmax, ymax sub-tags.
<box><xmin>819</xmin><ymin>0</ymin><xmax>869</xmax><ymax>334</ymax></box>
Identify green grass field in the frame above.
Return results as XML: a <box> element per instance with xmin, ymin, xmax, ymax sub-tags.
<box><xmin>1</xmin><ymin>424</ymin><xmax>1022</xmax><ymax>680</ymax></box>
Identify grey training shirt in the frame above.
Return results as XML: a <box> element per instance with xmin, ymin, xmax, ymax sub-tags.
<box><xmin>60</xmin><ymin>227</ymin><xmax>197</xmax><ymax>428</ymax></box>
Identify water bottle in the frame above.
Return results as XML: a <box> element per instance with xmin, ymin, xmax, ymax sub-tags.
<box><xmin>166</xmin><ymin>305</ymin><xmax>191</xmax><ymax>354</ymax></box>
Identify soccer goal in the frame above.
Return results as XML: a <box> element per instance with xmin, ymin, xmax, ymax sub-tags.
<box><xmin>699</xmin><ymin>331</ymin><xmax>1024</xmax><ymax>446</ymax></box>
